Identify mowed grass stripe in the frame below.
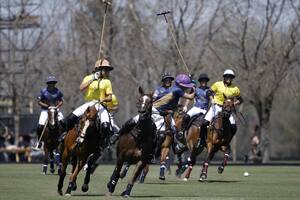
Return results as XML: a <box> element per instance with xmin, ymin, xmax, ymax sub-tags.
<box><xmin>0</xmin><ymin>164</ymin><xmax>299</xmax><ymax>200</ymax></box>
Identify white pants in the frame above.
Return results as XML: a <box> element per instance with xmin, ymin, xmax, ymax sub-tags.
<box><xmin>38</xmin><ymin>110</ymin><xmax>64</xmax><ymax>126</ymax></box>
<box><xmin>72</xmin><ymin>101</ymin><xmax>110</xmax><ymax>123</ymax></box>
<box><xmin>133</xmin><ymin>107</ymin><xmax>175</xmax><ymax>131</ymax></box>
<box><xmin>204</xmin><ymin>104</ymin><xmax>235</xmax><ymax>124</ymax></box>
<box><xmin>187</xmin><ymin>106</ymin><xmax>207</xmax><ymax>118</ymax></box>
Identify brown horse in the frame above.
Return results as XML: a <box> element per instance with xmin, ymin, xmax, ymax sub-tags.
<box><xmin>57</xmin><ymin>105</ymin><xmax>100</xmax><ymax>196</ymax></box>
<box><xmin>107</xmin><ymin>87</ymin><xmax>155</xmax><ymax>197</ymax></box>
<box><xmin>199</xmin><ymin>97</ymin><xmax>235</xmax><ymax>181</ymax></box>
<box><xmin>41</xmin><ymin>106</ymin><xmax>62</xmax><ymax>175</ymax></box>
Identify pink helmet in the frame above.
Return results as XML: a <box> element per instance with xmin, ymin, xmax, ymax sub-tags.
<box><xmin>175</xmin><ymin>74</ymin><xmax>193</xmax><ymax>88</ymax></box>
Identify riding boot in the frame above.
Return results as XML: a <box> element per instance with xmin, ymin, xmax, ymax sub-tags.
<box><xmin>118</xmin><ymin>118</ymin><xmax>137</xmax><ymax>136</ymax></box>
<box><xmin>101</xmin><ymin>122</ymin><xmax>113</xmax><ymax>148</ymax></box>
<box><xmin>36</xmin><ymin>125</ymin><xmax>44</xmax><ymax>148</ymax></box>
<box><xmin>231</xmin><ymin>124</ymin><xmax>237</xmax><ymax>136</ymax></box>
<box><xmin>65</xmin><ymin>113</ymin><xmax>79</xmax><ymax>131</ymax></box>
<box><xmin>59</xmin><ymin>120</ymin><xmax>66</xmax><ymax>133</ymax></box>
<box><xmin>177</xmin><ymin>115</ymin><xmax>190</xmax><ymax>140</ymax></box>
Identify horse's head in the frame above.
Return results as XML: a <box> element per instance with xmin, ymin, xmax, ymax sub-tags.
<box><xmin>136</xmin><ymin>86</ymin><xmax>153</xmax><ymax>120</ymax></box>
<box><xmin>221</xmin><ymin>95</ymin><xmax>234</xmax><ymax>118</ymax></box>
<box><xmin>47</xmin><ymin>106</ymin><xmax>58</xmax><ymax>128</ymax></box>
<box><xmin>79</xmin><ymin>105</ymin><xmax>99</xmax><ymax>136</ymax></box>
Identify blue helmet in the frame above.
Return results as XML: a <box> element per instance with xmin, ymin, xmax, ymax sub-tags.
<box><xmin>46</xmin><ymin>75</ymin><xmax>57</xmax><ymax>84</ymax></box>
<box><xmin>175</xmin><ymin>74</ymin><xmax>193</xmax><ymax>88</ymax></box>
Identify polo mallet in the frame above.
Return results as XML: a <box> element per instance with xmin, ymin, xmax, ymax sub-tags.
<box><xmin>32</xmin><ymin>119</ymin><xmax>48</xmax><ymax>151</ymax></box>
<box><xmin>97</xmin><ymin>0</ymin><xmax>112</xmax><ymax>60</ymax></box>
<box><xmin>157</xmin><ymin>11</ymin><xmax>190</xmax><ymax>74</ymax></box>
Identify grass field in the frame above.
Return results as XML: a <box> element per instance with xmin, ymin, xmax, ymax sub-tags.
<box><xmin>0</xmin><ymin>164</ymin><xmax>299</xmax><ymax>200</ymax></box>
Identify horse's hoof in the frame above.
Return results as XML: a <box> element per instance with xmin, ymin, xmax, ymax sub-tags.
<box><xmin>41</xmin><ymin>172</ymin><xmax>46</xmax><ymax>175</ymax></box>
<box><xmin>199</xmin><ymin>173</ymin><xmax>207</xmax><ymax>182</ymax></box>
<box><xmin>81</xmin><ymin>184</ymin><xmax>89</xmax><ymax>192</ymax></box>
<box><xmin>121</xmin><ymin>191</ymin><xmax>130</xmax><ymax>198</ymax></box>
<box><xmin>183</xmin><ymin>177</ymin><xmax>188</xmax><ymax>181</ymax></box>
<box><xmin>217</xmin><ymin>166</ymin><xmax>224</xmax><ymax>174</ymax></box>
<box><xmin>72</xmin><ymin>183</ymin><xmax>77</xmax><ymax>191</ymax></box>
<box><xmin>106</xmin><ymin>192</ymin><xmax>112</xmax><ymax>196</ymax></box>
<box><xmin>65</xmin><ymin>193</ymin><xmax>71</xmax><ymax>196</ymax></box>
<box><xmin>57</xmin><ymin>190</ymin><xmax>63</xmax><ymax>196</ymax></box>
<box><xmin>159</xmin><ymin>176</ymin><xmax>165</xmax><ymax>181</ymax></box>
<box><xmin>50</xmin><ymin>169</ymin><xmax>55</xmax><ymax>174</ymax></box>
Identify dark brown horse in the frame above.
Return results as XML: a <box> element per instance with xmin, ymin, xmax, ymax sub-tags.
<box><xmin>199</xmin><ymin>97</ymin><xmax>235</xmax><ymax>181</ymax></box>
<box><xmin>41</xmin><ymin>106</ymin><xmax>62</xmax><ymax>175</ymax></box>
<box><xmin>57</xmin><ymin>105</ymin><xmax>100</xmax><ymax>196</ymax></box>
<box><xmin>107</xmin><ymin>87</ymin><xmax>155</xmax><ymax>197</ymax></box>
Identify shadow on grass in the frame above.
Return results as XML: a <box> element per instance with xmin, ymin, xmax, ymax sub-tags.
<box><xmin>71</xmin><ymin>194</ymin><xmax>106</xmax><ymax>197</ymax></box>
<box><xmin>199</xmin><ymin>180</ymin><xmax>241</xmax><ymax>183</ymax></box>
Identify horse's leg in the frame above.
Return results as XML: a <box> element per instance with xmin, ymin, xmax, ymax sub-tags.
<box><xmin>70</xmin><ymin>154</ymin><xmax>78</xmax><ymax>191</ymax></box>
<box><xmin>121</xmin><ymin>161</ymin><xmax>147</xmax><ymax>197</ymax></box>
<box><xmin>49</xmin><ymin>150</ymin><xmax>55</xmax><ymax>174</ymax></box>
<box><xmin>120</xmin><ymin>163</ymin><xmax>130</xmax><ymax>179</ymax></box>
<box><xmin>57</xmin><ymin>149</ymin><xmax>69</xmax><ymax>195</ymax></box>
<box><xmin>138</xmin><ymin>164</ymin><xmax>149</xmax><ymax>183</ymax></box>
<box><xmin>107</xmin><ymin>159</ymin><xmax>124</xmax><ymax>196</ymax></box>
<box><xmin>55</xmin><ymin>150</ymin><xmax>62</xmax><ymax>175</ymax></box>
<box><xmin>159</xmin><ymin>135</ymin><xmax>171</xmax><ymax>180</ymax></box>
<box><xmin>217</xmin><ymin>145</ymin><xmax>230</xmax><ymax>174</ymax></box>
<box><xmin>42</xmin><ymin>147</ymin><xmax>49</xmax><ymax>175</ymax></box>
<box><xmin>65</xmin><ymin>158</ymin><xmax>85</xmax><ymax>196</ymax></box>
<box><xmin>199</xmin><ymin>144</ymin><xmax>216</xmax><ymax>181</ymax></box>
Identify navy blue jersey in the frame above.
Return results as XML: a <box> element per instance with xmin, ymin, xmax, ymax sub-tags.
<box><xmin>38</xmin><ymin>87</ymin><xmax>63</xmax><ymax>109</ymax></box>
<box><xmin>153</xmin><ymin>86</ymin><xmax>170</xmax><ymax>101</ymax></box>
<box><xmin>194</xmin><ymin>86</ymin><xmax>213</xmax><ymax>110</ymax></box>
<box><xmin>153</xmin><ymin>85</ymin><xmax>184</xmax><ymax>113</ymax></box>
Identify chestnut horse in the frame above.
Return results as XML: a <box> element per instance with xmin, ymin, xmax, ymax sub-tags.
<box><xmin>199</xmin><ymin>97</ymin><xmax>235</xmax><ymax>181</ymax></box>
<box><xmin>41</xmin><ymin>106</ymin><xmax>62</xmax><ymax>175</ymax></box>
<box><xmin>107</xmin><ymin>87</ymin><xmax>155</xmax><ymax>197</ymax></box>
<box><xmin>57</xmin><ymin>105</ymin><xmax>100</xmax><ymax>196</ymax></box>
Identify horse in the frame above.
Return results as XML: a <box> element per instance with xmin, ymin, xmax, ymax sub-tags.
<box><xmin>199</xmin><ymin>97</ymin><xmax>236</xmax><ymax>181</ymax></box>
<box><xmin>57</xmin><ymin>105</ymin><xmax>100</xmax><ymax>196</ymax></box>
<box><xmin>41</xmin><ymin>106</ymin><xmax>62</xmax><ymax>175</ymax></box>
<box><xmin>107</xmin><ymin>87</ymin><xmax>155</xmax><ymax>197</ymax></box>
<box><xmin>174</xmin><ymin>110</ymin><xmax>206</xmax><ymax>180</ymax></box>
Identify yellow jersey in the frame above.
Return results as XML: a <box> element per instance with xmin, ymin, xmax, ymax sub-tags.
<box><xmin>211</xmin><ymin>81</ymin><xmax>240</xmax><ymax>105</ymax></box>
<box><xmin>106</xmin><ymin>94</ymin><xmax>119</xmax><ymax>111</ymax></box>
<box><xmin>82</xmin><ymin>75</ymin><xmax>113</xmax><ymax>103</ymax></box>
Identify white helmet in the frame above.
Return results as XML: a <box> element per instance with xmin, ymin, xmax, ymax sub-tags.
<box><xmin>223</xmin><ymin>69</ymin><xmax>235</xmax><ymax>78</ymax></box>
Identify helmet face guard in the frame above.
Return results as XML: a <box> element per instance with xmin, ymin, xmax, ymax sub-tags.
<box><xmin>161</xmin><ymin>72</ymin><xmax>174</xmax><ymax>82</ymax></box>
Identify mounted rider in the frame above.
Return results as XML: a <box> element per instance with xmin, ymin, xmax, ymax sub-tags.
<box><xmin>118</xmin><ymin>74</ymin><xmax>195</xmax><ymax>156</ymax></box>
<box><xmin>153</xmin><ymin>72</ymin><xmax>174</xmax><ymax>101</ymax></box>
<box><xmin>65</xmin><ymin>58</ymin><xmax>114</xmax><ymax>146</ymax></box>
<box><xmin>179</xmin><ymin>73</ymin><xmax>214</xmax><ymax>145</ymax></box>
<box><xmin>107</xmin><ymin>94</ymin><xmax>120</xmax><ymax>144</ymax></box>
<box><xmin>204</xmin><ymin>69</ymin><xmax>243</xmax><ymax>135</ymax></box>
<box><xmin>36</xmin><ymin>75</ymin><xmax>64</xmax><ymax>148</ymax></box>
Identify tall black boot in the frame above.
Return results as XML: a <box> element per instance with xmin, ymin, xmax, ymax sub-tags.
<box><xmin>65</xmin><ymin>113</ymin><xmax>79</xmax><ymax>131</ymax></box>
<box><xmin>59</xmin><ymin>120</ymin><xmax>66</xmax><ymax>133</ymax></box>
<box><xmin>177</xmin><ymin>115</ymin><xmax>190</xmax><ymax>140</ymax></box>
<box><xmin>231</xmin><ymin>124</ymin><xmax>237</xmax><ymax>136</ymax></box>
<box><xmin>101</xmin><ymin>122</ymin><xmax>113</xmax><ymax>148</ymax></box>
<box><xmin>118</xmin><ymin>118</ymin><xmax>137</xmax><ymax>136</ymax></box>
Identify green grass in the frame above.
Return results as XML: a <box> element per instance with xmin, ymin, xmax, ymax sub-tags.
<box><xmin>0</xmin><ymin>164</ymin><xmax>299</xmax><ymax>200</ymax></box>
